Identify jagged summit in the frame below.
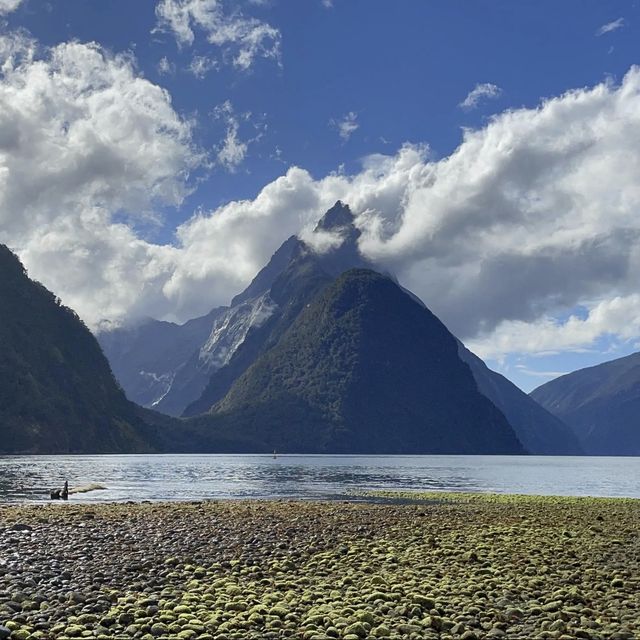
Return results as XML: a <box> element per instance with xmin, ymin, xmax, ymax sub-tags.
<box><xmin>314</xmin><ymin>200</ymin><xmax>357</xmax><ymax>232</ymax></box>
<box><xmin>309</xmin><ymin>201</ymin><xmax>370</xmax><ymax>277</ymax></box>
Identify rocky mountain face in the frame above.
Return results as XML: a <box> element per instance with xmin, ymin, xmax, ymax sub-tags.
<box><xmin>195</xmin><ymin>269</ymin><xmax>525</xmax><ymax>454</ymax></box>
<box><xmin>530</xmin><ymin>353</ymin><xmax>640</xmax><ymax>455</ymax></box>
<box><xmin>458</xmin><ymin>344</ymin><xmax>583</xmax><ymax>455</ymax></box>
<box><xmin>183</xmin><ymin>249</ymin><xmax>334</xmax><ymax>417</ymax></box>
<box><xmin>98</xmin><ymin>201</ymin><xmax>368</xmax><ymax>417</ymax></box>
<box><xmin>97</xmin><ymin>237</ymin><xmax>306</xmax><ymax>416</ymax></box>
<box><xmin>0</xmin><ymin>245</ymin><xmax>156</xmax><ymax>453</ymax></box>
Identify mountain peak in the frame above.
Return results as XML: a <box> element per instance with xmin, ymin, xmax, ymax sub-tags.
<box><xmin>314</xmin><ymin>200</ymin><xmax>355</xmax><ymax>232</ymax></box>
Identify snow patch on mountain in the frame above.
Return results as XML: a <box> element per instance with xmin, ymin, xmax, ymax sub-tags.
<box><xmin>198</xmin><ymin>292</ymin><xmax>278</xmax><ymax>370</ymax></box>
<box><xmin>139</xmin><ymin>370</ymin><xmax>175</xmax><ymax>407</ymax></box>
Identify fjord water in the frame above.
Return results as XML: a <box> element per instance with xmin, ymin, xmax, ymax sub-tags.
<box><xmin>1</xmin><ymin>454</ymin><xmax>639</xmax><ymax>503</ymax></box>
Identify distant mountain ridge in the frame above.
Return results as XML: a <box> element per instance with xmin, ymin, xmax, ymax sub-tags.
<box><xmin>98</xmin><ymin>306</ymin><xmax>225</xmax><ymax>410</ymax></box>
<box><xmin>531</xmin><ymin>352</ymin><xmax>640</xmax><ymax>455</ymax></box>
<box><xmin>458</xmin><ymin>345</ymin><xmax>582</xmax><ymax>455</ymax></box>
<box><xmin>0</xmin><ymin>244</ymin><xmax>156</xmax><ymax>454</ymax></box>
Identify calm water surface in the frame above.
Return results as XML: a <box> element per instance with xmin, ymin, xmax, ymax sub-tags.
<box><xmin>0</xmin><ymin>454</ymin><xmax>638</xmax><ymax>504</ymax></box>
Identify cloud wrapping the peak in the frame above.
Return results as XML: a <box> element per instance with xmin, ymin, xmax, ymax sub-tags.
<box><xmin>170</xmin><ymin>67</ymin><xmax>640</xmax><ymax>356</ymax></box>
<box><xmin>155</xmin><ymin>0</ymin><xmax>281</xmax><ymax>70</ymax></box>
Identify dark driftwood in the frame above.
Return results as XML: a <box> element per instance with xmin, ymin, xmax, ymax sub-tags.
<box><xmin>50</xmin><ymin>481</ymin><xmax>69</xmax><ymax>501</ymax></box>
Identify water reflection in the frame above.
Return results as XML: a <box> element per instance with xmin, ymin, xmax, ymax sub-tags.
<box><xmin>0</xmin><ymin>454</ymin><xmax>639</xmax><ymax>503</ymax></box>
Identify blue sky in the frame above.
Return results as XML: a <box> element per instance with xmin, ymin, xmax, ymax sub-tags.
<box><xmin>2</xmin><ymin>0</ymin><xmax>640</xmax><ymax>391</ymax></box>
<box><xmin>15</xmin><ymin>0</ymin><xmax>639</xmax><ymax>222</ymax></box>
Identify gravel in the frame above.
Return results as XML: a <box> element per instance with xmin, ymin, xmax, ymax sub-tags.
<box><xmin>0</xmin><ymin>493</ymin><xmax>638</xmax><ymax>639</ymax></box>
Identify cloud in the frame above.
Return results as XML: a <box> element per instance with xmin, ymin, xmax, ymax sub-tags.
<box><xmin>172</xmin><ymin>66</ymin><xmax>640</xmax><ymax>358</ymax></box>
<box><xmin>154</xmin><ymin>0</ymin><xmax>281</xmax><ymax>70</ymax></box>
<box><xmin>330</xmin><ymin>111</ymin><xmax>359</xmax><ymax>141</ymax></box>
<box><xmin>514</xmin><ymin>365</ymin><xmax>570</xmax><ymax>379</ymax></box>
<box><xmin>459</xmin><ymin>82</ymin><xmax>502</xmax><ymax>110</ymax></box>
<box><xmin>188</xmin><ymin>54</ymin><xmax>217</xmax><ymax>78</ymax></box>
<box><xmin>469</xmin><ymin>295</ymin><xmax>640</xmax><ymax>360</ymax></box>
<box><xmin>4</xmin><ymin>35</ymin><xmax>640</xmax><ymax>367</ymax></box>
<box><xmin>596</xmin><ymin>18</ymin><xmax>625</xmax><ymax>36</ymax></box>
<box><xmin>157</xmin><ymin>55</ymin><xmax>176</xmax><ymax>75</ymax></box>
<box><xmin>213</xmin><ymin>101</ymin><xmax>249</xmax><ymax>171</ymax></box>
<box><xmin>0</xmin><ymin>33</ymin><xmax>203</xmax><ymax>326</ymax></box>
<box><xmin>0</xmin><ymin>0</ymin><xmax>23</xmax><ymax>15</ymax></box>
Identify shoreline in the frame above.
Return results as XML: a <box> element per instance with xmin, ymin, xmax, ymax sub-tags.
<box><xmin>1</xmin><ymin>494</ymin><xmax>638</xmax><ymax>639</ymax></box>
<box><xmin>3</xmin><ymin>489</ymin><xmax>640</xmax><ymax>507</ymax></box>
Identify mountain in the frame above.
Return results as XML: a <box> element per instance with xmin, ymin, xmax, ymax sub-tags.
<box><xmin>0</xmin><ymin>245</ymin><xmax>156</xmax><ymax>454</ymax></box>
<box><xmin>183</xmin><ymin>247</ymin><xmax>334</xmax><ymax>417</ymax></box>
<box><xmin>186</xmin><ymin>204</ymin><xmax>577</xmax><ymax>454</ymax></box>
<box><xmin>98</xmin><ymin>201</ymin><xmax>370</xmax><ymax>417</ymax></box>
<box><xmin>97</xmin><ymin>307</ymin><xmax>225</xmax><ymax>410</ymax></box>
<box><xmin>97</xmin><ymin>237</ymin><xmax>305</xmax><ymax>416</ymax></box>
<box><xmin>530</xmin><ymin>353</ymin><xmax>640</xmax><ymax>455</ymax></box>
<box><xmin>195</xmin><ymin>269</ymin><xmax>525</xmax><ymax>454</ymax></box>
<box><xmin>458</xmin><ymin>344</ymin><xmax>582</xmax><ymax>455</ymax></box>
<box><xmin>96</xmin><ymin>200</ymin><xmax>576</xmax><ymax>455</ymax></box>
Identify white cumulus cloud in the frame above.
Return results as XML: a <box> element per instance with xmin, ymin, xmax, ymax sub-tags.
<box><xmin>154</xmin><ymin>0</ymin><xmax>281</xmax><ymax>70</ymax></box>
<box><xmin>0</xmin><ymin>34</ymin><xmax>202</xmax><ymax>325</ymax></box>
<box><xmin>0</xmin><ymin>0</ymin><xmax>23</xmax><ymax>15</ymax></box>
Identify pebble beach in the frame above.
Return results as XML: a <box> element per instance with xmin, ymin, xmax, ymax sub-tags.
<box><xmin>0</xmin><ymin>493</ymin><xmax>638</xmax><ymax>640</ymax></box>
